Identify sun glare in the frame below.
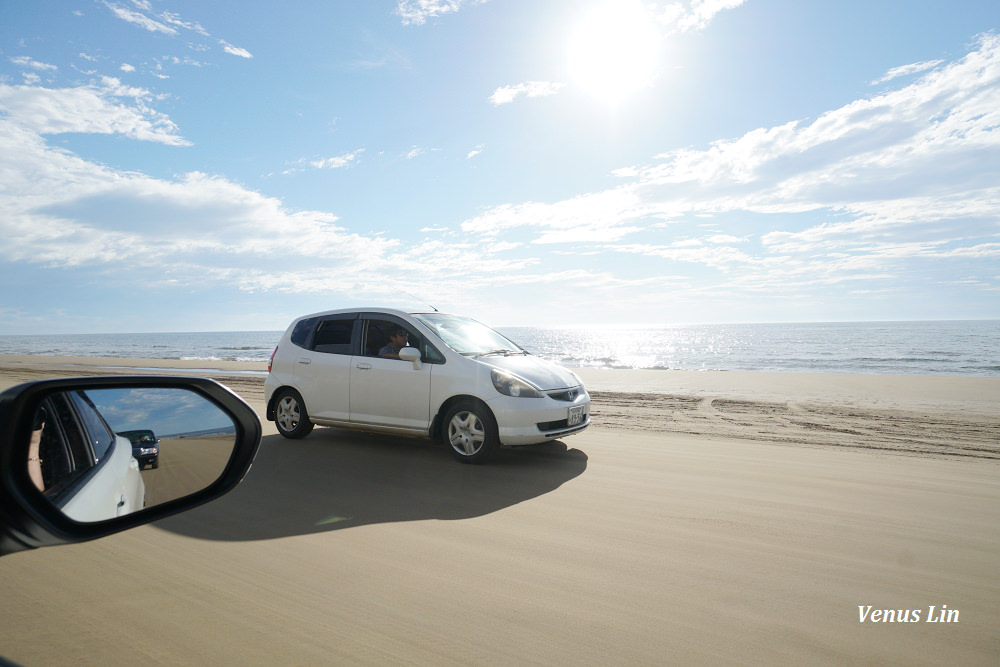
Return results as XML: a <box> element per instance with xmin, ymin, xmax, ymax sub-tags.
<box><xmin>568</xmin><ymin>1</ymin><xmax>661</xmax><ymax>103</ymax></box>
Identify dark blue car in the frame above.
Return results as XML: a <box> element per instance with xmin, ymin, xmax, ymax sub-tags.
<box><xmin>118</xmin><ymin>429</ymin><xmax>159</xmax><ymax>469</ymax></box>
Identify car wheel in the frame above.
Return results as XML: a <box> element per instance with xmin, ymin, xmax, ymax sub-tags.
<box><xmin>443</xmin><ymin>401</ymin><xmax>499</xmax><ymax>463</ymax></box>
<box><xmin>275</xmin><ymin>389</ymin><xmax>314</xmax><ymax>439</ymax></box>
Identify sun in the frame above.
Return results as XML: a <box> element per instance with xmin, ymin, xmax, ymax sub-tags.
<box><xmin>568</xmin><ymin>1</ymin><xmax>662</xmax><ymax>103</ymax></box>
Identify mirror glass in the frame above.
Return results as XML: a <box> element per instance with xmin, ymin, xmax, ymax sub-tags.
<box><xmin>26</xmin><ymin>388</ymin><xmax>237</xmax><ymax>523</ymax></box>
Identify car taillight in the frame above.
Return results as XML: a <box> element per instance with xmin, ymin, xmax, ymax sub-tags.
<box><xmin>268</xmin><ymin>346</ymin><xmax>277</xmax><ymax>373</ymax></box>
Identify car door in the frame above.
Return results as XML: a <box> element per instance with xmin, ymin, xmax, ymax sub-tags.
<box><xmin>349</xmin><ymin>316</ymin><xmax>432</xmax><ymax>432</ymax></box>
<box><xmin>294</xmin><ymin>314</ymin><xmax>358</xmax><ymax>423</ymax></box>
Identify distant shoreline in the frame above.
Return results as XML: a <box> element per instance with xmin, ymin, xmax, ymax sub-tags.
<box><xmin>2</xmin><ymin>353</ymin><xmax>998</xmax><ymax>460</ymax></box>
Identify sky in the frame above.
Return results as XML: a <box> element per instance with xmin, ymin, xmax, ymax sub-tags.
<box><xmin>1</xmin><ymin>0</ymin><xmax>999</xmax><ymax>334</ymax></box>
<box><xmin>87</xmin><ymin>387</ymin><xmax>234</xmax><ymax>435</ymax></box>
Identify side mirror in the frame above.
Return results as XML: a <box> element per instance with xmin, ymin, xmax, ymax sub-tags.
<box><xmin>398</xmin><ymin>346</ymin><xmax>422</xmax><ymax>369</ymax></box>
<box><xmin>0</xmin><ymin>376</ymin><xmax>261</xmax><ymax>556</ymax></box>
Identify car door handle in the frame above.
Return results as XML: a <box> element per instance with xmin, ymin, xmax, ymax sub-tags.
<box><xmin>298</xmin><ymin>357</ymin><xmax>312</xmax><ymax>364</ymax></box>
<box><xmin>356</xmin><ymin>362</ymin><xmax>372</xmax><ymax>370</ymax></box>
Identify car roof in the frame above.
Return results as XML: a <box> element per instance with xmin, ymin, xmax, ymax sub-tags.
<box><xmin>294</xmin><ymin>307</ymin><xmax>443</xmax><ymax>321</ymax></box>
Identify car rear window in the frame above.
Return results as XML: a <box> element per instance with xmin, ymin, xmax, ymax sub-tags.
<box><xmin>290</xmin><ymin>317</ymin><xmax>317</xmax><ymax>349</ymax></box>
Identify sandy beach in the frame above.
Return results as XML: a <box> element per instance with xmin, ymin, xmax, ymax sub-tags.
<box><xmin>1</xmin><ymin>354</ymin><xmax>998</xmax><ymax>665</ymax></box>
<box><xmin>2</xmin><ymin>353</ymin><xmax>997</xmax><ymax>459</ymax></box>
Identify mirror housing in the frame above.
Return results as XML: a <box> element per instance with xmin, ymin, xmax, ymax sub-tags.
<box><xmin>398</xmin><ymin>346</ymin><xmax>422</xmax><ymax>369</ymax></box>
<box><xmin>0</xmin><ymin>376</ymin><xmax>261</xmax><ymax>556</ymax></box>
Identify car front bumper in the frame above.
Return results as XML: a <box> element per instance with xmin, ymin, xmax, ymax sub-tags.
<box><xmin>487</xmin><ymin>391</ymin><xmax>591</xmax><ymax>446</ymax></box>
<box><xmin>135</xmin><ymin>454</ymin><xmax>158</xmax><ymax>468</ymax></box>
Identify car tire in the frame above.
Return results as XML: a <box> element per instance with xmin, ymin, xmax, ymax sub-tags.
<box><xmin>274</xmin><ymin>389</ymin><xmax>314</xmax><ymax>439</ymax></box>
<box><xmin>443</xmin><ymin>401</ymin><xmax>499</xmax><ymax>464</ymax></box>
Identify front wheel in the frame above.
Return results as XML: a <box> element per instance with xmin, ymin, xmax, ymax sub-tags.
<box><xmin>274</xmin><ymin>389</ymin><xmax>314</xmax><ymax>439</ymax></box>
<box><xmin>443</xmin><ymin>401</ymin><xmax>499</xmax><ymax>464</ymax></box>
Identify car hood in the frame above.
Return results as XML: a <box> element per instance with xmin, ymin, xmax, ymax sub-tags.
<box><xmin>479</xmin><ymin>355</ymin><xmax>582</xmax><ymax>391</ymax></box>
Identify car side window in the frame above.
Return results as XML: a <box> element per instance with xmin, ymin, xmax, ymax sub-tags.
<box><xmin>37</xmin><ymin>394</ymin><xmax>95</xmax><ymax>499</ymax></box>
<box><xmin>362</xmin><ymin>318</ymin><xmax>444</xmax><ymax>364</ymax></box>
<box><xmin>68</xmin><ymin>392</ymin><xmax>115</xmax><ymax>462</ymax></box>
<box><xmin>313</xmin><ymin>318</ymin><xmax>354</xmax><ymax>355</ymax></box>
<box><xmin>34</xmin><ymin>397</ymin><xmax>74</xmax><ymax>492</ymax></box>
<box><xmin>421</xmin><ymin>339</ymin><xmax>445</xmax><ymax>364</ymax></box>
<box><xmin>362</xmin><ymin>319</ymin><xmax>411</xmax><ymax>358</ymax></box>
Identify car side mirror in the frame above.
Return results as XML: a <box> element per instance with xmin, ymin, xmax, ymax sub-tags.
<box><xmin>0</xmin><ymin>376</ymin><xmax>261</xmax><ymax>556</ymax></box>
<box><xmin>398</xmin><ymin>346</ymin><xmax>422</xmax><ymax>369</ymax></box>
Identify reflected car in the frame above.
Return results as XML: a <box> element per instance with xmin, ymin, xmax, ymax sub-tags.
<box><xmin>32</xmin><ymin>391</ymin><xmax>146</xmax><ymax>522</ymax></box>
<box><xmin>118</xmin><ymin>429</ymin><xmax>160</xmax><ymax>469</ymax></box>
<box><xmin>264</xmin><ymin>308</ymin><xmax>590</xmax><ymax>463</ymax></box>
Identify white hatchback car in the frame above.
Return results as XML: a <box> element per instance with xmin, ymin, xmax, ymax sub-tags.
<box><xmin>264</xmin><ymin>308</ymin><xmax>590</xmax><ymax>463</ymax></box>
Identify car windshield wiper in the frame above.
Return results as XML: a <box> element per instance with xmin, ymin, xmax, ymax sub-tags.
<box><xmin>475</xmin><ymin>349</ymin><xmax>526</xmax><ymax>358</ymax></box>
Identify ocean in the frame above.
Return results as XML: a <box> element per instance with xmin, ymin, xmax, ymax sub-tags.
<box><xmin>0</xmin><ymin>321</ymin><xmax>997</xmax><ymax>377</ymax></box>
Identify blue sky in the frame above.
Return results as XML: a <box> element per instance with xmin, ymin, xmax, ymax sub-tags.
<box><xmin>1</xmin><ymin>0</ymin><xmax>998</xmax><ymax>333</ymax></box>
<box><xmin>87</xmin><ymin>387</ymin><xmax>234</xmax><ymax>435</ymax></box>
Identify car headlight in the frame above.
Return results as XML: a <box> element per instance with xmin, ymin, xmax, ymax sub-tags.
<box><xmin>491</xmin><ymin>369</ymin><xmax>543</xmax><ymax>398</ymax></box>
<box><xmin>139</xmin><ymin>447</ymin><xmax>157</xmax><ymax>455</ymax></box>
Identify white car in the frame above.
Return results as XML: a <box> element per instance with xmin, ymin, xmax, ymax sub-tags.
<box><xmin>265</xmin><ymin>308</ymin><xmax>590</xmax><ymax>463</ymax></box>
<box><xmin>33</xmin><ymin>390</ymin><xmax>145</xmax><ymax>522</ymax></box>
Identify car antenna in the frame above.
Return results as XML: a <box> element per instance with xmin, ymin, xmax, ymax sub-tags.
<box><xmin>400</xmin><ymin>290</ymin><xmax>439</xmax><ymax>312</ymax></box>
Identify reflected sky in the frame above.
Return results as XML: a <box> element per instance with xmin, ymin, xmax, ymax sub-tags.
<box><xmin>86</xmin><ymin>388</ymin><xmax>234</xmax><ymax>437</ymax></box>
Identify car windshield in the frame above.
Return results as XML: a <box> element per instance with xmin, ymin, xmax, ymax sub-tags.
<box><xmin>414</xmin><ymin>313</ymin><xmax>524</xmax><ymax>356</ymax></box>
<box><xmin>121</xmin><ymin>430</ymin><xmax>156</xmax><ymax>444</ymax></box>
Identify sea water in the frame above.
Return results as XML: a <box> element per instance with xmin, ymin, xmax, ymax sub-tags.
<box><xmin>0</xmin><ymin>321</ymin><xmax>996</xmax><ymax>377</ymax></box>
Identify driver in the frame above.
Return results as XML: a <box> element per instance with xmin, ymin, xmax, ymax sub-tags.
<box><xmin>378</xmin><ymin>328</ymin><xmax>409</xmax><ymax>359</ymax></box>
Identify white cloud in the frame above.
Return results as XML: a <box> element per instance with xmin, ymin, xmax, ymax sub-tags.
<box><xmin>490</xmin><ymin>81</ymin><xmax>566</xmax><ymax>106</ymax></box>
<box><xmin>103</xmin><ymin>1</ymin><xmax>178</xmax><ymax>35</ymax></box>
<box><xmin>707</xmin><ymin>234</ymin><xmax>746</xmax><ymax>244</ymax></box>
<box><xmin>310</xmin><ymin>149</ymin><xmax>365</xmax><ymax>169</ymax></box>
<box><xmin>467</xmin><ymin>145</ymin><xmax>484</xmax><ymax>159</ymax></box>
<box><xmin>103</xmin><ymin>1</ymin><xmax>244</xmax><ymax>60</ymax></box>
<box><xmin>221</xmin><ymin>41</ymin><xmax>253</xmax><ymax>59</ymax></box>
<box><xmin>0</xmin><ymin>78</ymin><xmax>189</xmax><ymax>145</ymax></box>
<box><xmin>9</xmin><ymin>56</ymin><xmax>58</xmax><ymax>71</ymax></box>
<box><xmin>871</xmin><ymin>59</ymin><xmax>944</xmax><ymax>85</ymax></box>
<box><xmin>462</xmin><ymin>188</ymin><xmax>648</xmax><ymax>243</ymax></box>
<box><xmin>654</xmin><ymin>0</ymin><xmax>747</xmax><ymax>33</ymax></box>
<box><xmin>628</xmin><ymin>32</ymin><xmax>1000</xmax><ymax>227</ymax></box>
<box><xmin>396</xmin><ymin>0</ymin><xmax>487</xmax><ymax>25</ymax></box>
<box><xmin>610</xmin><ymin>241</ymin><xmax>756</xmax><ymax>271</ymax></box>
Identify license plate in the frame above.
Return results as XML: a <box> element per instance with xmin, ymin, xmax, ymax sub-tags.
<box><xmin>567</xmin><ymin>405</ymin><xmax>584</xmax><ymax>426</ymax></box>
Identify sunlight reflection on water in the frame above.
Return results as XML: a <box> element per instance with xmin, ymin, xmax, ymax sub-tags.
<box><xmin>498</xmin><ymin>321</ymin><xmax>1000</xmax><ymax>376</ymax></box>
<box><xmin>0</xmin><ymin>321</ymin><xmax>996</xmax><ymax>376</ymax></box>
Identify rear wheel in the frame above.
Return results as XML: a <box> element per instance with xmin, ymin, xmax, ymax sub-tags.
<box><xmin>443</xmin><ymin>401</ymin><xmax>499</xmax><ymax>464</ymax></box>
<box><xmin>274</xmin><ymin>389</ymin><xmax>314</xmax><ymax>439</ymax></box>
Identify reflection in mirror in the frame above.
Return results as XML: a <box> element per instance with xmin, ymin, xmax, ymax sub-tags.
<box><xmin>26</xmin><ymin>388</ymin><xmax>237</xmax><ymax>523</ymax></box>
